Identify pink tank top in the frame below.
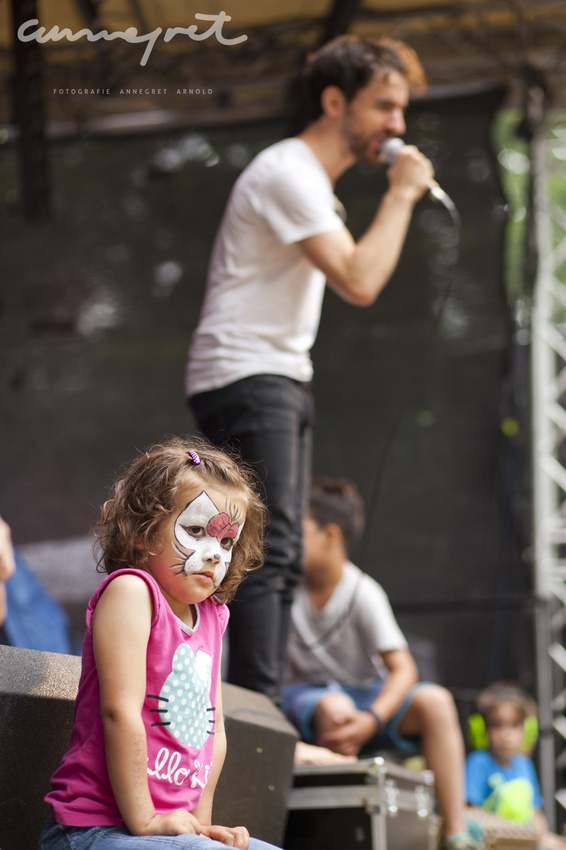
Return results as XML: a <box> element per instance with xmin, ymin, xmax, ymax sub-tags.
<box><xmin>45</xmin><ymin>568</ymin><xmax>229</xmax><ymax>826</ymax></box>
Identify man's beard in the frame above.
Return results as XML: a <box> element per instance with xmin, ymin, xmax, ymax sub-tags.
<box><xmin>345</xmin><ymin>129</ymin><xmax>382</xmax><ymax>165</ymax></box>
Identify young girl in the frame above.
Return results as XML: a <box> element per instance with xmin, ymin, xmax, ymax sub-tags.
<box><xmin>39</xmin><ymin>435</ymin><xmax>282</xmax><ymax>850</ymax></box>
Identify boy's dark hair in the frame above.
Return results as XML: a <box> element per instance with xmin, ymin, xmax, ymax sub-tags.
<box><xmin>309</xmin><ymin>477</ymin><xmax>365</xmax><ymax>554</ymax></box>
<box><xmin>475</xmin><ymin>681</ymin><xmax>538</xmax><ymax>725</ymax></box>
<box><xmin>295</xmin><ymin>35</ymin><xmax>427</xmax><ymax>129</ymax></box>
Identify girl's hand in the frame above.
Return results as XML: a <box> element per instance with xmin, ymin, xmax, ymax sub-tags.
<box><xmin>139</xmin><ymin>809</ymin><xmax>202</xmax><ymax>836</ymax></box>
<box><xmin>201</xmin><ymin>824</ymin><xmax>250</xmax><ymax>848</ymax></box>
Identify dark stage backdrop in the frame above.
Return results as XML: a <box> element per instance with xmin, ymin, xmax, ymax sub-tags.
<box><xmin>0</xmin><ymin>87</ymin><xmax>534</xmax><ymax>704</ymax></box>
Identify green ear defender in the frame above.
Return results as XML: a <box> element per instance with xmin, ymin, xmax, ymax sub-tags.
<box><xmin>523</xmin><ymin>715</ymin><xmax>539</xmax><ymax>751</ymax></box>
<box><xmin>467</xmin><ymin>713</ymin><xmax>539</xmax><ymax>751</ymax></box>
<box><xmin>468</xmin><ymin>713</ymin><xmax>490</xmax><ymax>750</ymax></box>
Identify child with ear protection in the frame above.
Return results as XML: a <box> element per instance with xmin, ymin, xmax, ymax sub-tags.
<box><xmin>465</xmin><ymin>682</ymin><xmax>566</xmax><ymax>850</ymax></box>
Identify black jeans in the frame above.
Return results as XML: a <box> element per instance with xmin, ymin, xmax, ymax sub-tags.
<box><xmin>190</xmin><ymin>374</ymin><xmax>314</xmax><ymax>702</ymax></box>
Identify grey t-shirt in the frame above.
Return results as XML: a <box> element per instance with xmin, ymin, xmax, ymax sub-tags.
<box><xmin>285</xmin><ymin>561</ymin><xmax>408</xmax><ymax>688</ymax></box>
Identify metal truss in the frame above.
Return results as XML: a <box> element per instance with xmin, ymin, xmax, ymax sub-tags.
<box><xmin>532</xmin><ymin>114</ymin><xmax>566</xmax><ymax>829</ymax></box>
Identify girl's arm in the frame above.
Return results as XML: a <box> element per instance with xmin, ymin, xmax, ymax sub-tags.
<box><xmin>192</xmin><ymin>663</ymin><xmax>226</xmax><ymax>825</ymax></box>
<box><xmin>92</xmin><ymin>574</ymin><xmax>201</xmax><ymax>837</ymax></box>
<box><xmin>193</xmin><ymin>660</ymin><xmax>250</xmax><ymax>849</ymax></box>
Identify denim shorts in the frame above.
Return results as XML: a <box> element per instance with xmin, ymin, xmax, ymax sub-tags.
<box><xmin>281</xmin><ymin>681</ymin><xmax>431</xmax><ymax>754</ymax></box>
<box><xmin>39</xmin><ymin>819</ymin><xmax>281</xmax><ymax>850</ymax></box>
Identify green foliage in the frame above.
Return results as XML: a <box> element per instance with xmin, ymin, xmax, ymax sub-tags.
<box><xmin>493</xmin><ymin>109</ymin><xmax>566</xmax><ymax>327</ymax></box>
<box><xmin>491</xmin><ymin>109</ymin><xmax>531</xmax><ymax>307</ymax></box>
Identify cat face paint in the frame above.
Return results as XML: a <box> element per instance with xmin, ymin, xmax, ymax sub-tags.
<box><xmin>171</xmin><ymin>490</ymin><xmax>243</xmax><ymax>588</ymax></box>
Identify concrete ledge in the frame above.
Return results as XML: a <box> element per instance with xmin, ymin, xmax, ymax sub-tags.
<box><xmin>216</xmin><ymin>683</ymin><xmax>297</xmax><ymax>844</ymax></box>
<box><xmin>0</xmin><ymin>645</ymin><xmax>296</xmax><ymax>849</ymax></box>
<box><xmin>0</xmin><ymin>646</ymin><xmax>81</xmax><ymax>850</ymax></box>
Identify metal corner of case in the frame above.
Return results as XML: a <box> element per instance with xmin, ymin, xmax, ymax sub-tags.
<box><xmin>415</xmin><ymin>783</ymin><xmax>434</xmax><ymax>818</ymax></box>
<box><xmin>367</xmin><ymin>756</ymin><xmax>386</xmax><ymax>775</ymax></box>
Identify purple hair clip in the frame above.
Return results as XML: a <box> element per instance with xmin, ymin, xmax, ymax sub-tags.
<box><xmin>188</xmin><ymin>450</ymin><xmax>201</xmax><ymax>466</ymax></box>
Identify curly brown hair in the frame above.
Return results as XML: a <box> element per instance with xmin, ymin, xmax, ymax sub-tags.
<box><xmin>94</xmin><ymin>435</ymin><xmax>266</xmax><ymax>602</ymax></box>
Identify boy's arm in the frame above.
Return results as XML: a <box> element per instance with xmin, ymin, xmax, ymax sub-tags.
<box><xmin>194</xmin><ymin>663</ymin><xmax>250</xmax><ymax>849</ymax></box>
<box><xmin>368</xmin><ymin>648</ymin><xmax>419</xmax><ymax>725</ymax></box>
<box><xmin>533</xmin><ymin>810</ymin><xmax>566</xmax><ymax>850</ymax></box>
<box><xmin>93</xmin><ymin>575</ymin><xmax>201</xmax><ymax>837</ymax></box>
<box><xmin>534</xmin><ymin>808</ymin><xmax>550</xmax><ymax>839</ymax></box>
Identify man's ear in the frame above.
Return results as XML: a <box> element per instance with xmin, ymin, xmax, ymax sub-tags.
<box><xmin>320</xmin><ymin>85</ymin><xmax>347</xmax><ymax>120</ymax></box>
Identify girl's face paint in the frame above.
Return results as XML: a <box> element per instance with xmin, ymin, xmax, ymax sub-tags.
<box><xmin>143</xmin><ymin>485</ymin><xmax>245</xmax><ymax>614</ymax></box>
<box><xmin>172</xmin><ymin>490</ymin><xmax>243</xmax><ymax>588</ymax></box>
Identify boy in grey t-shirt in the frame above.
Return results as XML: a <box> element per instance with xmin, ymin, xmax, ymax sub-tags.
<box><xmin>282</xmin><ymin>477</ymin><xmax>478</xmax><ymax>850</ymax></box>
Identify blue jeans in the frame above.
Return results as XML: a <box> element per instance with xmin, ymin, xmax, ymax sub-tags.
<box><xmin>39</xmin><ymin>820</ymin><xmax>281</xmax><ymax>850</ymax></box>
<box><xmin>190</xmin><ymin>375</ymin><xmax>314</xmax><ymax>702</ymax></box>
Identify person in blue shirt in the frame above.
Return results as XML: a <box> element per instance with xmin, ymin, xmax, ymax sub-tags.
<box><xmin>465</xmin><ymin>682</ymin><xmax>566</xmax><ymax>850</ymax></box>
<box><xmin>0</xmin><ymin>516</ymin><xmax>15</xmax><ymax>628</ymax></box>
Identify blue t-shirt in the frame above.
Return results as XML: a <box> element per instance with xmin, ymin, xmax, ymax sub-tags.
<box><xmin>465</xmin><ymin>750</ymin><xmax>542</xmax><ymax>824</ymax></box>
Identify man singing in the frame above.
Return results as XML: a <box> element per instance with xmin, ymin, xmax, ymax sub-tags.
<box><xmin>186</xmin><ymin>35</ymin><xmax>434</xmax><ymax>703</ymax></box>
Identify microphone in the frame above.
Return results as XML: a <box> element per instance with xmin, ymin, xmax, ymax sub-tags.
<box><xmin>381</xmin><ymin>137</ymin><xmax>459</xmax><ymax>221</ymax></box>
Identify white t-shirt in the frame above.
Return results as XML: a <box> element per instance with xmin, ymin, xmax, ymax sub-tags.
<box><xmin>186</xmin><ymin>138</ymin><xmax>345</xmax><ymax>396</ymax></box>
<box><xmin>285</xmin><ymin>561</ymin><xmax>408</xmax><ymax>689</ymax></box>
